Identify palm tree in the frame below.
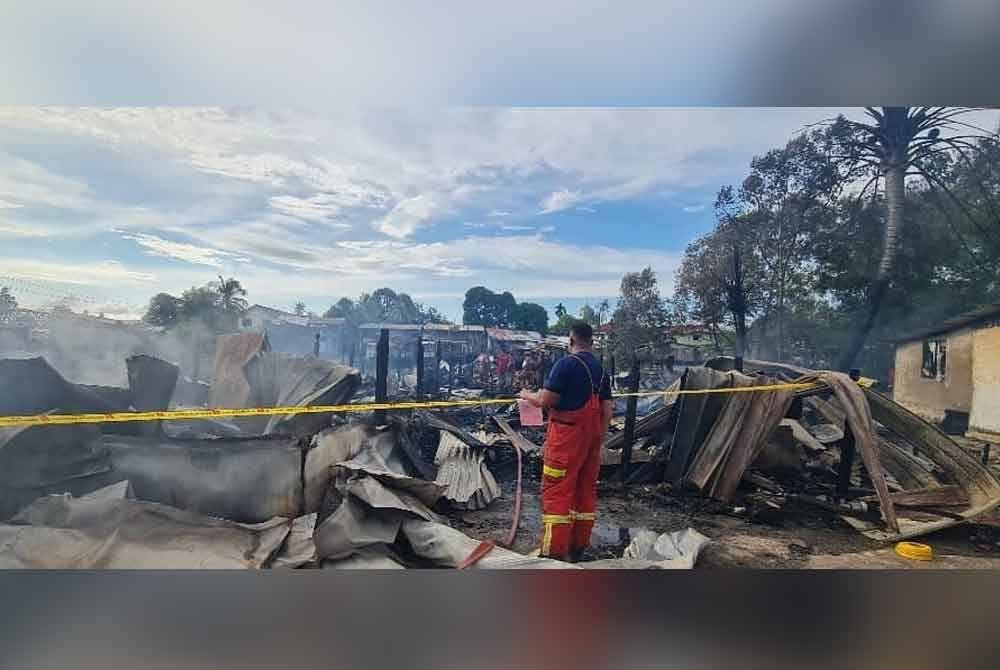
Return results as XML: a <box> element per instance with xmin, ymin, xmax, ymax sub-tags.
<box><xmin>554</xmin><ymin>302</ymin><xmax>567</xmax><ymax>319</ymax></box>
<box><xmin>596</xmin><ymin>299</ymin><xmax>610</xmax><ymax>326</ymax></box>
<box><xmin>215</xmin><ymin>275</ymin><xmax>248</xmax><ymax>315</ymax></box>
<box><xmin>825</xmin><ymin>107</ymin><xmax>997</xmax><ymax>370</ymax></box>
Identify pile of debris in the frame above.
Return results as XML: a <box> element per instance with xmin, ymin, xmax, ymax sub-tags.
<box><xmin>606</xmin><ymin>357</ymin><xmax>1000</xmax><ymax>542</ymax></box>
<box><xmin>0</xmin><ymin>334</ymin><xmax>570</xmax><ymax>568</ymax></box>
<box><xmin>2</xmin><ymin>335</ymin><xmax>998</xmax><ymax>568</ymax></box>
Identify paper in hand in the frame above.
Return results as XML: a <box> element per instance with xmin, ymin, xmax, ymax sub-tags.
<box><xmin>518</xmin><ymin>399</ymin><xmax>544</xmax><ymax>426</ymax></box>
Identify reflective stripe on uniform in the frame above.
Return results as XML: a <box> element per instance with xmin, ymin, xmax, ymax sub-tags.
<box><xmin>540</xmin><ymin>514</ymin><xmax>573</xmax><ymax>556</ymax></box>
<box><xmin>542</xmin><ymin>464</ymin><xmax>566</xmax><ymax>479</ymax></box>
<box><xmin>541</xmin><ymin>513</ymin><xmax>573</xmax><ymax>524</ymax></box>
<box><xmin>571</xmin><ymin>511</ymin><xmax>596</xmax><ymax>521</ymax></box>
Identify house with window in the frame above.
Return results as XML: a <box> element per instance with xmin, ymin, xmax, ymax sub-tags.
<box><xmin>892</xmin><ymin>304</ymin><xmax>1000</xmax><ymax>442</ymax></box>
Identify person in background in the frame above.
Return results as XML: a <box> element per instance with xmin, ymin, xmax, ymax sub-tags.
<box><xmin>519</xmin><ymin>322</ymin><xmax>613</xmax><ymax>562</ymax></box>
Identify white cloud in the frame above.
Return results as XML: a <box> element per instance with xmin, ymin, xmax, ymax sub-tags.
<box><xmin>122</xmin><ymin>232</ymin><xmax>251</xmax><ymax>267</ymax></box>
<box><xmin>0</xmin><ymin>199</ymin><xmax>23</xmax><ymax>209</ymax></box>
<box><xmin>576</xmin><ymin>206</ymin><xmax>597</xmax><ymax>213</ymax></box>
<box><xmin>0</xmin><ymin>222</ymin><xmax>49</xmax><ymax>237</ymax></box>
<box><xmin>487</xmin><ymin>209</ymin><xmax>510</xmax><ymax>217</ymax></box>
<box><xmin>0</xmin><ymin>155</ymin><xmax>94</xmax><ymax>210</ymax></box>
<box><xmin>374</xmin><ymin>195</ymin><xmax>436</xmax><ymax>238</ymax></box>
<box><xmin>682</xmin><ymin>204</ymin><xmax>707</xmax><ymax>213</ymax></box>
<box><xmin>462</xmin><ymin>221</ymin><xmax>534</xmax><ymax>232</ymax></box>
<box><xmin>539</xmin><ymin>189</ymin><xmax>581</xmax><ymax>214</ymax></box>
<box><xmin>0</xmin><ymin>258</ymin><xmax>157</xmax><ymax>287</ymax></box>
<box><xmin>268</xmin><ymin>194</ymin><xmax>354</xmax><ymax>225</ymax></box>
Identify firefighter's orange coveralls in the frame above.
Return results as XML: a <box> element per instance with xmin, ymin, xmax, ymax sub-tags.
<box><xmin>540</xmin><ymin>356</ymin><xmax>605</xmax><ymax>560</ymax></box>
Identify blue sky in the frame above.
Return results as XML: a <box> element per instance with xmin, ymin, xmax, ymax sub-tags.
<box><xmin>2</xmin><ymin>5</ymin><xmax>995</xmax><ymax>324</ymax></box>
<box><xmin>2</xmin><ymin>106</ymin><xmax>884</xmax><ymax>322</ymax></box>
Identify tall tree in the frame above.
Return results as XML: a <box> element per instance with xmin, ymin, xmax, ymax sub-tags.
<box><xmin>611</xmin><ymin>266</ymin><xmax>670</xmax><ymax>359</ymax></box>
<box><xmin>179</xmin><ymin>286</ymin><xmax>222</xmax><ymax>327</ymax></box>
<box><xmin>740</xmin><ymin>131</ymin><xmax>841</xmax><ymax>359</ymax></box>
<box><xmin>513</xmin><ymin>302</ymin><xmax>549</xmax><ymax>334</ymax></box>
<box><xmin>596</xmin><ymin>299</ymin><xmax>610</xmax><ymax>326</ymax></box>
<box><xmin>324</xmin><ymin>297</ymin><xmax>356</xmax><ymax>319</ymax></box>
<box><xmin>824</xmin><ymin>107</ymin><xmax>996</xmax><ymax>370</ymax></box>
<box><xmin>554</xmin><ymin>302</ymin><xmax>567</xmax><ymax>319</ymax></box>
<box><xmin>462</xmin><ymin>286</ymin><xmax>517</xmax><ymax>327</ymax></box>
<box><xmin>143</xmin><ymin>292</ymin><xmax>181</xmax><ymax>327</ymax></box>
<box><xmin>293</xmin><ymin>301</ymin><xmax>307</xmax><ymax>316</ymax></box>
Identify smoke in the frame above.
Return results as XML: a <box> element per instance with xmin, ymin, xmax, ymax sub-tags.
<box><xmin>0</xmin><ymin>314</ymin><xmax>220</xmax><ymax>388</ymax></box>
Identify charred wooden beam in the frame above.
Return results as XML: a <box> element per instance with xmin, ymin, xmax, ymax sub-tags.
<box><xmin>374</xmin><ymin>328</ymin><xmax>389</xmax><ymax>424</ymax></box>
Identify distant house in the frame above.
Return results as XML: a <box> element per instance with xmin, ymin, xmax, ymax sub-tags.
<box><xmin>241</xmin><ymin>304</ymin><xmax>309</xmax><ymax>330</ymax></box>
<box><xmin>667</xmin><ymin>324</ymin><xmax>718</xmax><ymax>364</ymax></box>
<box><xmin>485</xmin><ymin>327</ymin><xmax>543</xmax><ymax>352</ymax></box>
<box><xmin>241</xmin><ymin>304</ymin><xmax>348</xmax><ymax>362</ymax></box>
<box><xmin>892</xmin><ymin>304</ymin><xmax>1000</xmax><ymax>442</ymax></box>
<box><xmin>357</xmin><ymin>323</ymin><xmax>486</xmax><ymax>372</ymax></box>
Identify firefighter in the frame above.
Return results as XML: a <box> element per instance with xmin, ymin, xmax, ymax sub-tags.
<box><xmin>519</xmin><ymin>322</ymin><xmax>613</xmax><ymax>562</ymax></box>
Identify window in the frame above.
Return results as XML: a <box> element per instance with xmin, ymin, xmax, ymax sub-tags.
<box><xmin>921</xmin><ymin>338</ymin><xmax>947</xmax><ymax>381</ymax></box>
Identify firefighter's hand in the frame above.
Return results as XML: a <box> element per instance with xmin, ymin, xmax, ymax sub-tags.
<box><xmin>518</xmin><ymin>389</ymin><xmax>534</xmax><ymax>402</ymax></box>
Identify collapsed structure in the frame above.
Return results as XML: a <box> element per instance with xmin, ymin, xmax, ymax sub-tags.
<box><xmin>1</xmin><ymin>329</ymin><xmax>998</xmax><ymax>569</ymax></box>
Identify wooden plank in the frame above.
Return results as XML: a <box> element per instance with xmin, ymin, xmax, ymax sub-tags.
<box><xmin>415</xmin><ymin>409</ymin><xmax>489</xmax><ymax>449</ymax></box>
<box><xmin>710</xmin><ymin>378</ymin><xmax>795</xmax><ymax>501</ymax></box>
<box><xmin>493</xmin><ymin>417</ymin><xmax>540</xmax><ymax>454</ymax></box>
<box><xmin>683</xmin><ymin>373</ymin><xmax>756</xmax><ymax>490</ymax></box>
<box><xmin>664</xmin><ymin>367</ymin><xmax>731</xmax><ymax>484</ymax></box>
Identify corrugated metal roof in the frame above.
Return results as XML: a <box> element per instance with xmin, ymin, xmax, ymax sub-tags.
<box><xmin>359</xmin><ymin>322</ymin><xmax>463</xmax><ymax>332</ymax></box>
<box><xmin>894</xmin><ymin>303</ymin><xmax>1000</xmax><ymax>342</ymax></box>
<box><xmin>486</xmin><ymin>328</ymin><xmax>543</xmax><ymax>341</ymax></box>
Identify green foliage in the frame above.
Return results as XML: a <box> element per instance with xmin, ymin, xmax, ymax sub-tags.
<box><xmin>513</xmin><ymin>302</ymin><xmax>549</xmax><ymax>335</ymax></box>
<box><xmin>677</xmin><ymin>119</ymin><xmax>1000</xmax><ymax>375</ymax></box>
<box><xmin>610</xmin><ymin>267</ymin><xmax>670</xmax><ymax>359</ymax></box>
<box><xmin>143</xmin><ymin>292</ymin><xmax>181</xmax><ymax>327</ymax></box>
<box><xmin>324</xmin><ymin>288</ymin><xmax>447</xmax><ymax>326</ymax></box>
<box><xmin>143</xmin><ymin>276</ymin><xmax>248</xmax><ymax>332</ymax></box>
<box><xmin>462</xmin><ymin>286</ymin><xmax>547</xmax><ymax>333</ymax></box>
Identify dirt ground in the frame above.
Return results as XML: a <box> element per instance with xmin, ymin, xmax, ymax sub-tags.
<box><xmin>451</xmin><ymin>477</ymin><xmax>1000</xmax><ymax>569</ymax></box>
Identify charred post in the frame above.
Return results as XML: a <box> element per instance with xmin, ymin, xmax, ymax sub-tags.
<box><xmin>621</xmin><ymin>356</ymin><xmax>640</xmax><ymax>482</ymax></box>
<box><xmin>374</xmin><ymin>328</ymin><xmax>389</xmax><ymax>424</ymax></box>
<box><xmin>435</xmin><ymin>339</ymin><xmax>443</xmax><ymax>398</ymax></box>
<box><xmin>836</xmin><ymin>368</ymin><xmax>862</xmax><ymax>499</ymax></box>
<box><xmin>416</xmin><ymin>336</ymin><xmax>425</xmax><ymax>400</ymax></box>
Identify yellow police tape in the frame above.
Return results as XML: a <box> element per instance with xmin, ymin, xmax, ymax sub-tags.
<box><xmin>0</xmin><ymin>380</ymin><xmax>842</xmax><ymax>428</ymax></box>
